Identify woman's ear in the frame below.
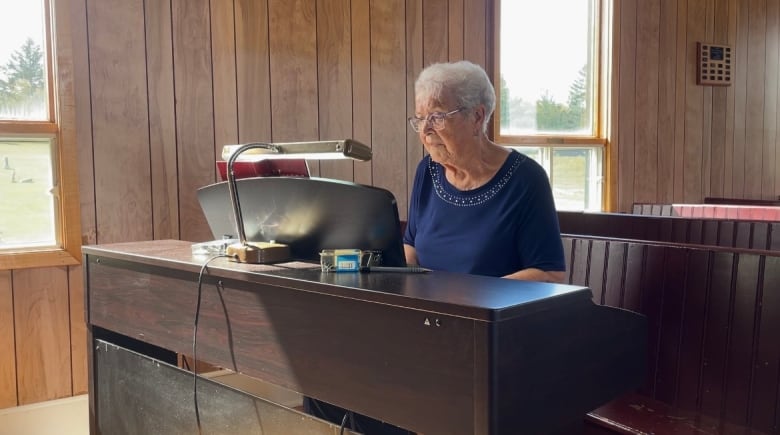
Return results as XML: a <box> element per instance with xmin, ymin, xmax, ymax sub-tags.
<box><xmin>473</xmin><ymin>105</ymin><xmax>486</xmax><ymax>133</ymax></box>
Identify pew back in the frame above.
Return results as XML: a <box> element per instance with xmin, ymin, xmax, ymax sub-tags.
<box><xmin>559</xmin><ymin>211</ymin><xmax>780</xmax><ymax>251</ymax></box>
<box><xmin>704</xmin><ymin>197</ymin><xmax>780</xmax><ymax>206</ymax></box>
<box><xmin>631</xmin><ymin>203</ymin><xmax>674</xmax><ymax>216</ymax></box>
<box><xmin>632</xmin><ymin>203</ymin><xmax>780</xmax><ymax>221</ymax></box>
<box><xmin>563</xmin><ymin>235</ymin><xmax>780</xmax><ymax>433</ymax></box>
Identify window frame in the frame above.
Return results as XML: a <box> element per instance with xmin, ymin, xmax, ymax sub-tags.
<box><xmin>492</xmin><ymin>0</ymin><xmax>612</xmax><ymax>209</ymax></box>
<box><xmin>0</xmin><ymin>0</ymin><xmax>81</xmax><ymax>270</ymax></box>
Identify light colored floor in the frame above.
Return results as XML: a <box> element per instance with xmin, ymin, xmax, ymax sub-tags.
<box><xmin>0</xmin><ymin>395</ymin><xmax>88</xmax><ymax>435</ymax></box>
<box><xmin>0</xmin><ymin>373</ymin><xmax>299</xmax><ymax>435</ymax></box>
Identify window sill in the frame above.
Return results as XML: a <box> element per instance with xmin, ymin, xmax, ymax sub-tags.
<box><xmin>0</xmin><ymin>247</ymin><xmax>81</xmax><ymax>270</ymax></box>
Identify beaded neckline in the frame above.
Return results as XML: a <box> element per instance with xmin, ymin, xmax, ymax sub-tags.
<box><xmin>428</xmin><ymin>151</ymin><xmax>524</xmax><ymax>207</ymax></box>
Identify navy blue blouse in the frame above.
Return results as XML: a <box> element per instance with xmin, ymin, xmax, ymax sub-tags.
<box><xmin>403</xmin><ymin>150</ymin><xmax>566</xmax><ymax>277</ymax></box>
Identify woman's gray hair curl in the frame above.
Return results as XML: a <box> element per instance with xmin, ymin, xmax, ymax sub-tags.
<box><xmin>414</xmin><ymin>60</ymin><xmax>496</xmax><ymax>133</ymax></box>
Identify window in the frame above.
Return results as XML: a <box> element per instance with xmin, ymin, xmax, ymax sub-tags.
<box><xmin>0</xmin><ymin>0</ymin><xmax>80</xmax><ymax>269</ymax></box>
<box><xmin>495</xmin><ymin>0</ymin><xmax>608</xmax><ymax>211</ymax></box>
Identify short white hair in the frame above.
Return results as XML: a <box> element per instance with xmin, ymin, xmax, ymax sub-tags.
<box><xmin>414</xmin><ymin>60</ymin><xmax>496</xmax><ymax>133</ymax></box>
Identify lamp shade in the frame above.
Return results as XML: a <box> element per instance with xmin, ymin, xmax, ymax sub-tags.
<box><xmin>222</xmin><ymin>139</ymin><xmax>372</xmax><ymax>162</ymax></box>
<box><xmin>215</xmin><ymin>160</ymin><xmax>309</xmax><ymax>181</ymax></box>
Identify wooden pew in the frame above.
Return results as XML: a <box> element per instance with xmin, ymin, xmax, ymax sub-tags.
<box><xmin>631</xmin><ymin>203</ymin><xmax>674</xmax><ymax>216</ymax></box>
<box><xmin>632</xmin><ymin>202</ymin><xmax>780</xmax><ymax>221</ymax></box>
<box><xmin>704</xmin><ymin>196</ymin><xmax>780</xmax><ymax>206</ymax></box>
<box><xmin>563</xmin><ymin>235</ymin><xmax>780</xmax><ymax>434</ymax></box>
<box><xmin>558</xmin><ymin>210</ymin><xmax>780</xmax><ymax>251</ymax></box>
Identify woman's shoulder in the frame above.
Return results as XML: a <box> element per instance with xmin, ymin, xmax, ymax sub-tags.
<box><xmin>508</xmin><ymin>149</ymin><xmax>546</xmax><ymax>178</ymax></box>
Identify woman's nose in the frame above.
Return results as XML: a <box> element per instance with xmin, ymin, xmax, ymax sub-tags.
<box><xmin>421</xmin><ymin>118</ymin><xmax>436</xmax><ymax>133</ymax></box>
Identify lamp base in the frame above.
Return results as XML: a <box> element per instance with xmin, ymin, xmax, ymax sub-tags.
<box><xmin>226</xmin><ymin>241</ymin><xmax>291</xmax><ymax>264</ymax></box>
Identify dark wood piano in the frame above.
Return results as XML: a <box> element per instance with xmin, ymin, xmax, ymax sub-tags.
<box><xmin>83</xmin><ymin>240</ymin><xmax>646</xmax><ymax>435</ymax></box>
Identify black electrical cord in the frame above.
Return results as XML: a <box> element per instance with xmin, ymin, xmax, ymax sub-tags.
<box><xmin>193</xmin><ymin>254</ymin><xmax>228</xmax><ymax>435</ymax></box>
<box><xmin>340</xmin><ymin>413</ymin><xmax>348</xmax><ymax>435</ymax></box>
<box><xmin>339</xmin><ymin>410</ymin><xmax>358</xmax><ymax>435</ymax></box>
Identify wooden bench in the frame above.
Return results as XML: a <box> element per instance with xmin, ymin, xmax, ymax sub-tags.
<box><xmin>559</xmin><ymin>210</ymin><xmax>780</xmax><ymax>251</ymax></box>
<box><xmin>704</xmin><ymin>196</ymin><xmax>780</xmax><ymax>206</ymax></box>
<box><xmin>631</xmin><ymin>203</ymin><xmax>675</xmax><ymax>216</ymax></box>
<box><xmin>632</xmin><ymin>203</ymin><xmax>780</xmax><ymax>221</ymax></box>
<box><xmin>562</xmin><ymin>235</ymin><xmax>780</xmax><ymax>434</ymax></box>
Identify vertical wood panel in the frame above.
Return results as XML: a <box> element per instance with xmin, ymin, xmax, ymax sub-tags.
<box><xmin>68</xmin><ymin>266</ymin><xmax>87</xmax><ymax>395</ymax></box>
<box><xmin>700</xmin><ymin>252</ymin><xmax>735</xmax><ymax>417</ymax></box>
<box><xmin>702</xmin><ymin>1</ymin><xmax>714</xmax><ymax>198</ymax></box>
<box><xmin>267</xmin><ymin>0</ymin><xmax>320</xmax><ymax>177</ymax></box>
<box><xmin>562</xmin><ymin>237</ymin><xmax>574</xmax><ymax>283</ymax></box>
<box><xmin>406</xmin><ymin>0</ymin><xmax>424</xmax><ymax>207</ymax></box>
<box><xmin>235</xmin><ymin>0</ymin><xmax>272</xmax><ymax>143</ymax></box>
<box><xmin>657</xmin><ymin>0</ymin><xmax>677</xmax><ymax>203</ymax></box>
<box><xmin>724</xmin><ymin>0</ymin><xmax>738</xmax><ymax>197</ymax></box>
<box><xmin>371</xmin><ymin>0</ymin><xmax>409</xmax><ymax>217</ymax></box>
<box><xmin>317</xmin><ymin>0</ymin><xmax>355</xmax><ymax>181</ymax></box>
<box><xmin>587</xmin><ymin>241</ymin><xmax>607</xmax><ymax>305</ymax></box>
<box><xmin>603</xmin><ymin>242</ymin><xmax>626</xmax><ymax>308</ymax></box>
<box><xmin>683</xmin><ymin>0</ymin><xmax>705</xmax><ymax>203</ymax></box>
<box><xmin>639</xmin><ymin>245</ymin><xmax>666</xmax><ymax>396</ymax></box>
<box><xmin>268</xmin><ymin>0</ymin><xmax>318</xmax><ymax>144</ymax></box>
<box><xmin>146</xmin><ymin>0</ymin><xmax>179</xmax><ymax>240</ymax></box>
<box><xmin>709</xmin><ymin>0</ymin><xmax>730</xmax><ymax>197</ymax></box>
<box><xmin>618</xmin><ymin>0</ymin><xmax>637</xmax><ymax>211</ymax></box>
<box><xmin>775</xmin><ymin>0</ymin><xmax>780</xmax><ymax>199</ymax></box>
<box><xmin>87</xmin><ymin>0</ymin><xmax>152</xmax><ymax>243</ymax></box>
<box><xmin>211</xmin><ymin>0</ymin><xmax>239</xmax><ymax>168</ymax></box>
<box><xmin>675</xmin><ymin>250</ymin><xmax>710</xmax><ymax>410</ymax></box>
<box><xmin>672</xmin><ymin>0</ymin><xmax>687</xmax><ymax>202</ymax></box>
<box><xmin>571</xmin><ymin>239</ymin><xmax>590</xmax><ymax>286</ymax></box>
<box><xmin>622</xmin><ymin>243</ymin><xmax>644</xmax><ymax>312</ymax></box>
<box><xmin>655</xmin><ymin>249</ymin><xmax>687</xmax><ymax>403</ymax></box>
<box><xmin>750</xmin><ymin>222</ymin><xmax>769</xmax><ymax>249</ymax></box>
<box><xmin>689</xmin><ymin>220</ymin><xmax>704</xmax><ymax>244</ymax></box>
<box><xmin>448</xmin><ymin>0</ymin><xmax>464</xmax><ymax>60</ymax></box>
<box><xmin>763</xmin><ymin>0</ymin><xmax>779</xmax><ymax>198</ymax></box>
<box><xmin>608</xmin><ymin>0</ymin><xmax>621</xmax><ymax>211</ymax></box>
<box><xmin>634</xmin><ymin>0</ymin><xmax>659</xmax><ymax>202</ymax></box>
<box><xmin>423</xmin><ymin>0</ymin><xmax>448</xmax><ymax>65</ymax></box>
<box><xmin>750</xmin><ymin>256</ymin><xmax>780</xmax><ymax>432</ymax></box>
<box><xmin>0</xmin><ymin>271</ymin><xmax>16</xmax><ymax>408</ymax></box>
<box><xmin>13</xmin><ymin>268</ymin><xmax>71</xmax><ymax>404</ymax></box>
<box><xmin>172</xmin><ymin>0</ymin><xmax>216</xmax><ymax>243</ymax></box>
<box><xmin>724</xmin><ymin>254</ymin><xmax>759</xmax><ymax>424</ymax></box>
<box><xmin>702</xmin><ymin>220</ymin><xmax>719</xmax><ymax>245</ymax></box>
<box><xmin>744</xmin><ymin>0</ymin><xmax>766</xmax><ymax>197</ymax></box>
<box><xmin>352</xmin><ymin>0</ymin><xmax>373</xmax><ymax>186</ymax></box>
<box><xmin>463</xmin><ymin>0</ymin><xmax>486</xmax><ymax>67</ymax></box>
<box><xmin>732</xmin><ymin>0</ymin><xmax>749</xmax><ymax>197</ymax></box>
<box><xmin>602</xmin><ymin>242</ymin><xmax>628</xmax><ymax>307</ymax></box>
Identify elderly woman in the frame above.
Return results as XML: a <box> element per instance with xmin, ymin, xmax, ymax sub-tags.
<box><xmin>404</xmin><ymin>60</ymin><xmax>566</xmax><ymax>282</ymax></box>
<box><xmin>306</xmin><ymin>61</ymin><xmax>566</xmax><ymax>435</ymax></box>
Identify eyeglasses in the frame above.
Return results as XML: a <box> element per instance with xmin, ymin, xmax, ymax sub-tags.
<box><xmin>407</xmin><ymin>107</ymin><xmax>465</xmax><ymax>132</ymax></box>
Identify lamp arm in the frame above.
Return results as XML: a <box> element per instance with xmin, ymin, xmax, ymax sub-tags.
<box><xmin>226</xmin><ymin>143</ymin><xmax>281</xmax><ymax>245</ymax></box>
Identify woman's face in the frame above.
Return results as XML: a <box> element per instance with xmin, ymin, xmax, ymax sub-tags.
<box><xmin>415</xmin><ymin>92</ymin><xmax>481</xmax><ymax>165</ymax></box>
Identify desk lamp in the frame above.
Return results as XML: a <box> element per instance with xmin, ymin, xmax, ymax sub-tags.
<box><xmin>224</xmin><ymin>139</ymin><xmax>372</xmax><ymax>263</ymax></box>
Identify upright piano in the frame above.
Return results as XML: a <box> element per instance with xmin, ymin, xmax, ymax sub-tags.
<box><xmin>83</xmin><ymin>240</ymin><xmax>646</xmax><ymax>435</ymax></box>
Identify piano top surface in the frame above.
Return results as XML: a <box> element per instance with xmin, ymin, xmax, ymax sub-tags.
<box><xmin>83</xmin><ymin>239</ymin><xmax>592</xmax><ymax>322</ymax></box>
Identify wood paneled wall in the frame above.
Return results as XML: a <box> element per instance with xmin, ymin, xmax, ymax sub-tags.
<box><xmin>0</xmin><ymin>0</ymin><xmax>489</xmax><ymax>409</ymax></box>
<box><xmin>612</xmin><ymin>0</ymin><xmax>780</xmax><ymax>211</ymax></box>
<box><xmin>5</xmin><ymin>0</ymin><xmax>780</xmax><ymax>410</ymax></box>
